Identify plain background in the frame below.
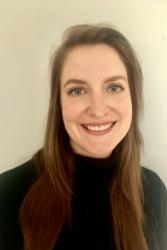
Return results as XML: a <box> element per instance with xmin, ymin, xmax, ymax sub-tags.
<box><xmin>0</xmin><ymin>0</ymin><xmax>167</xmax><ymax>185</ymax></box>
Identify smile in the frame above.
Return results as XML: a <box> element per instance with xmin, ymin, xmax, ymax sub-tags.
<box><xmin>81</xmin><ymin>122</ymin><xmax>117</xmax><ymax>136</ymax></box>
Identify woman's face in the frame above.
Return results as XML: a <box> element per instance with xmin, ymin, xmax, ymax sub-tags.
<box><xmin>60</xmin><ymin>44</ymin><xmax>132</xmax><ymax>158</ymax></box>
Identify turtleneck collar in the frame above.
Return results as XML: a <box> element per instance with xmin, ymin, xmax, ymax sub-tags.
<box><xmin>73</xmin><ymin>152</ymin><xmax>117</xmax><ymax>194</ymax></box>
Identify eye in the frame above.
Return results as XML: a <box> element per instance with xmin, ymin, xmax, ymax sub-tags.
<box><xmin>67</xmin><ymin>87</ymin><xmax>87</xmax><ymax>96</ymax></box>
<box><xmin>107</xmin><ymin>84</ymin><xmax>124</xmax><ymax>93</ymax></box>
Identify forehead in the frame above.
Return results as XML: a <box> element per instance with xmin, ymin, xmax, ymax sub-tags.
<box><xmin>61</xmin><ymin>44</ymin><xmax>128</xmax><ymax>82</ymax></box>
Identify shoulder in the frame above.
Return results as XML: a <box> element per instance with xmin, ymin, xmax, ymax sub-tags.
<box><xmin>141</xmin><ymin>166</ymin><xmax>167</xmax><ymax>206</ymax></box>
<box><xmin>0</xmin><ymin>160</ymin><xmax>37</xmax><ymax>248</ymax></box>
<box><xmin>141</xmin><ymin>166</ymin><xmax>167</xmax><ymax>226</ymax></box>
<box><xmin>142</xmin><ymin>166</ymin><xmax>166</xmax><ymax>187</ymax></box>
<box><xmin>0</xmin><ymin>159</ymin><xmax>37</xmax><ymax>212</ymax></box>
<box><xmin>141</xmin><ymin>166</ymin><xmax>167</xmax><ymax>197</ymax></box>
<box><xmin>0</xmin><ymin>159</ymin><xmax>37</xmax><ymax>191</ymax></box>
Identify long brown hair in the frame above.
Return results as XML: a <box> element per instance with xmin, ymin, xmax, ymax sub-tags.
<box><xmin>19</xmin><ymin>24</ymin><xmax>149</xmax><ymax>250</ymax></box>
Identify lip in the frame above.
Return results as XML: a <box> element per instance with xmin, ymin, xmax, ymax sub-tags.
<box><xmin>81</xmin><ymin>121</ymin><xmax>117</xmax><ymax>136</ymax></box>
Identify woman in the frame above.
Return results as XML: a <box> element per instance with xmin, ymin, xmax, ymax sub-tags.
<box><xmin>0</xmin><ymin>24</ymin><xmax>166</xmax><ymax>250</ymax></box>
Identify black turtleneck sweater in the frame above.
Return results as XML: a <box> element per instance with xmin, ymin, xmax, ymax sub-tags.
<box><xmin>0</xmin><ymin>154</ymin><xmax>167</xmax><ymax>250</ymax></box>
<box><xmin>56</xmin><ymin>153</ymin><xmax>116</xmax><ymax>250</ymax></box>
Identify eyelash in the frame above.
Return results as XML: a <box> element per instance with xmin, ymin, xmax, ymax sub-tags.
<box><xmin>67</xmin><ymin>84</ymin><xmax>124</xmax><ymax>96</ymax></box>
<box><xmin>68</xmin><ymin>87</ymin><xmax>86</xmax><ymax>96</ymax></box>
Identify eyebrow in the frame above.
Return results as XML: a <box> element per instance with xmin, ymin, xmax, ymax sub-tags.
<box><xmin>63</xmin><ymin>75</ymin><xmax>128</xmax><ymax>88</ymax></box>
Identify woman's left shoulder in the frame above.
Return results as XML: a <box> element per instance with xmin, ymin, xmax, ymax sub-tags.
<box><xmin>141</xmin><ymin>167</ymin><xmax>167</xmax><ymax>249</ymax></box>
<box><xmin>141</xmin><ymin>166</ymin><xmax>167</xmax><ymax>194</ymax></box>
<box><xmin>141</xmin><ymin>166</ymin><xmax>167</xmax><ymax>224</ymax></box>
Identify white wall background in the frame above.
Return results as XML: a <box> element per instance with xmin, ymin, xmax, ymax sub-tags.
<box><xmin>0</xmin><ymin>0</ymin><xmax>167</xmax><ymax>185</ymax></box>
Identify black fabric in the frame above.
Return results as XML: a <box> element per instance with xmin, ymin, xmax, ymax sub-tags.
<box><xmin>56</xmin><ymin>153</ymin><xmax>116</xmax><ymax>250</ymax></box>
<box><xmin>0</xmin><ymin>155</ymin><xmax>167</xmax><ymax>250</ymax></box>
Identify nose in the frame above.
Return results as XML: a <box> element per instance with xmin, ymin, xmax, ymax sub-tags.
<box><xmin>87</xmin><ymin>94</ymin><xmax>110</xmax><ymax>118</ymax></box>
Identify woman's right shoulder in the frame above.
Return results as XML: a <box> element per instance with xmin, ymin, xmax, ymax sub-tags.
<box><xmin>0</xmin><ymin>159</ymin><xmax>37</xmax><ymax>207</ymax></box>
<box><xmin>0</xmin><ymin>159</ymin><xmax>37</xmax><ymax>185</ymax></box>
<box><xmin>0</xmin><ymin>160</ymin><xmax>38</xmax><ymax>246</ymax></box>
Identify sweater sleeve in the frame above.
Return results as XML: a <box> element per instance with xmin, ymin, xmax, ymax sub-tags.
<box><xmin>0</xmin><ymin>160</ymin><xmax>37</xmax><ymax>250</ymax></box>
<box><xmin>155</xmin><ymin>173</ymin><xmax>167</xmax><ymax>250</ymax></box>
<box><xmin>142</xmin><ymin>167</ymin><xmax>167</xmax><ymax>250</ymax></box>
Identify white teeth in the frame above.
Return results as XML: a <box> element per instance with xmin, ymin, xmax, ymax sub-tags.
<box><xmin>84</xmin><ymin>123</ymin><xmax>113</xmax><ymax>131</ymax></box>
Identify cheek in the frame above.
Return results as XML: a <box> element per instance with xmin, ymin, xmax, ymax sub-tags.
<box><xmin>61</xmin><ymin>98</ymin><xmax>83</xmax><ymax>123</ymax></box>
<box><xmin>117</xmin><ymin>96</ymin><xmax>132</xmax><ymax>121</ymax></box>
<box><xmin>115</xmin><ymin>95</ymin><xmax>132</xmax><ymax>116</ymax></box>
<box><xmin>123</xmin><ymin>99</ymin><xmax>132</xmax><ymax>123</ymax></box>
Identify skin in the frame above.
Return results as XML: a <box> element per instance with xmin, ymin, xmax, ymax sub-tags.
<box><xmin>60</xmin><ymin>44</ymin><xmax>132</xmax><ymax>158</ymax></box>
